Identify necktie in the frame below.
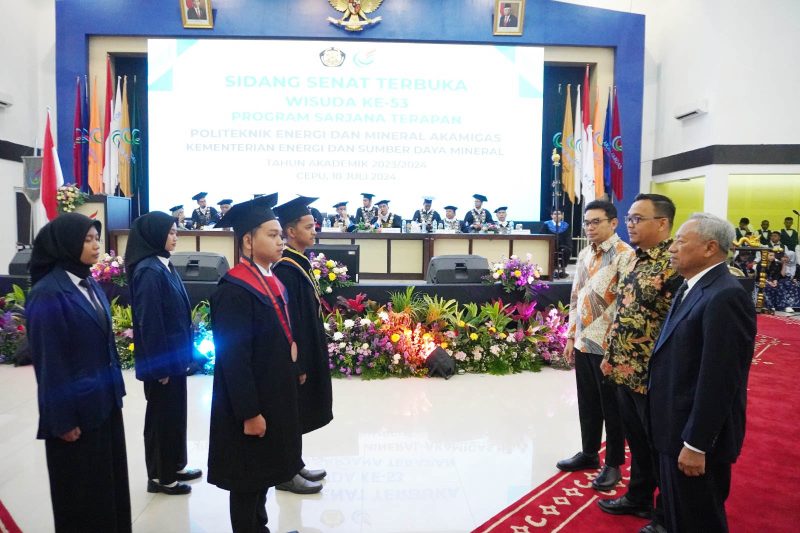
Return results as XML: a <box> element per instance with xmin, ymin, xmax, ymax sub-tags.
<box><xmin>670</xmin><ymin>280</ymin><xmax>689</xmax><ymax>316</ymax></box>
<box><xmin>79</xmin><ymin>278</ymin><xmax>109</xmax><ymax>332</ymax></box>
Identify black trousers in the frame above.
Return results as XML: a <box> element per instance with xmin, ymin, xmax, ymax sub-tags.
<box><xmin>143</xmin><ymin>375</ymin><xmax>188</xmax><ymax>485</ymax></box>
<box><xmin>659</xmin><ymin>453</ymin><xmax>731</xmax><ymax>533</ymax></box>
<box><xmin>617</xmin><ymin>386</ymin><xmax>664</xmax><ymax>522</ymax></box>
<box><xmin>45</xmin><ymin>407</ymin><xmax>131</xmax><ymax>533</ymax></box>
<box><xmin>230</xmin><ymin>489</ymin><xmax>269</xmax><ymax>533</ymax></box>
<box><xmin>574</xmin><ymin>350</ymin><xmax>625</xmax><ymax>467</ymax></box>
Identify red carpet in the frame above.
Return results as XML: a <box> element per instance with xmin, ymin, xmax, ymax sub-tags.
<box><xmin>474</xmin><ymin>315</ymin><xmax>800</xmax><ymax>532</ymax></box>
<box><xmin>0</xmin><ymin>499</ymin><xmax>22</xmax><ymax>533</ymax></box>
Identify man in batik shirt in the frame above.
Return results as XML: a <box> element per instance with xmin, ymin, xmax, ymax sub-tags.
<box><xmin>598</xmin><ymin>193</ymin><xmax>683</xmax><ymax>533</ymax></box>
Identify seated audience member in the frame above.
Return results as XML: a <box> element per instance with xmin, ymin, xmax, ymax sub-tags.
<box><xmin>542</xmin><ymin>209</ymin><xmax>572</xmax><ymax>278</ymax></box>
<box><xmin>758</xmin><ymin>219</ymin><xmax>771</xmax><ymax>246</ymax></box>
<box><xmin>170</xmin><ymin>205</ymin><xmax>194</xmax><ymax>230</ymax></box>
<box><xmin>735</xmin><ymin>217</ymin><xmax>751</xmax><ymax>241</ymax></box>
<box><xmin>781</xmin><ymin>216</ymin><xmax>799</xmax><ymax>252</ymax></box>
<box><xmin>768</xmin><ymin>231</ymin><xmax>786</xmax><ymax>252</ymax></box>
<box><xmin>731</xmin><ymin>249</ymin><xmax>757</xmax><ymax>278</ymax></box>
<box><xmin>375</xmin><ymin>200</ymin><xmax>402</xmax><ymax>229</ymax></box>
<box><xmin>764</xmin><ymin>250</ymin><xmax>799</xmax><ymax>313</ymax></box>
<box><xmin>442</xmin><ymin>205</ymin><xmax>465</xmax><ymax>232</ymax></box>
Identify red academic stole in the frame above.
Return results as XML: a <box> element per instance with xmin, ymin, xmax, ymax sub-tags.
<box><xmin>225</xmin><ymin>260</ymin><xmax>298</xmax><ymax>361</ymax></box>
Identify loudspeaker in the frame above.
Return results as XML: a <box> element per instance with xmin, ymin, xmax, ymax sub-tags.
<box><xmin>426</xmin><ymin>347</ymin><xmax>456</xmax><ymax>379</ymax></box>
<box><xmin>426</xmin><ymin>255</ymin><xmax>489</xmax><ymax>284</ymax></box>
<box><xmin>171</xmin><ymin>252</ymin><xmax>229</xmax><ymax>282</ymax></box>
<box><xmin>307</xmin><ymin>244</ymin><xmax>360</xmax><ymax>283</ymax></box>
<box><xmin>8</xmin><ymin>249</ymin><xmax>32</xmax><ymax>276</ymax></box>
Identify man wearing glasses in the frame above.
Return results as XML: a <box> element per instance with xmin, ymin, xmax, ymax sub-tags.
<box><xmin>597</xmin><ymin>193</ymin><xmax>683</xmax><ymax>533</ymax></box>
<box><xmin>557</xmin><ymin>200</ymin><xmax>634</xmax><ymax>493</ymax></box>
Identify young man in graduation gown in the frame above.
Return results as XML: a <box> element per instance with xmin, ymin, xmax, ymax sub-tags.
<box><xmin>464</xmin><ymin>194</ymin><xmax>494</xmax><ymax>232</ymax></box>
<box><xmin>355</xmin><ymin>193</ymin><xmax>378</xmax><ymax>226</ymax></box>
<box><xmin>190</xmin><ymin>192</ymin><xmax>220</xmax><ymax>229</ymax></box>
<box><xmin>208</xmin><ymin>194</ymin><xmax>304</xmax><ymax>533</ymax></box>
<box><xmin>412</xmin><ymin>198</ymin><xmax>442</xmax><ymax>232</ymax></box>
<box><xmin>442</xmin><ymin>205</ymin><xmax>465</xmax><ymax>232</ymax></box>
<box><xmin>376</xmin><ymin>199</ymin><xmax>402</xmax><ymax>229</ymax></box>
<box><xmin>273</xmin><ymin>196</ymin><xmax>334</xmax><ymax>495</ymax></box>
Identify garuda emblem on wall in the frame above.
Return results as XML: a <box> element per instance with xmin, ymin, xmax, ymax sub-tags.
<box><xmin>327</xmin><ymin>0</ymin><xmax>383</xmax><ymax>32</ymax></box>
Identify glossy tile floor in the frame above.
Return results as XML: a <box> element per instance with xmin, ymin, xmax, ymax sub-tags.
<box><xmin>0</xmin><ymin>366</ymin><xmax>584</xmax><ymax>532</ymax></box>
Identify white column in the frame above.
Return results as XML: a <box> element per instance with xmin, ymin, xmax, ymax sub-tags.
<box><xmin>703</xmin><ymin>165</ymin><xmax>728</xmax><ymax>217</ymax></box>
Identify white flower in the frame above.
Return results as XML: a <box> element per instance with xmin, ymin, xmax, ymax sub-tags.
<box><xmin>361</xmin><ymin>343</ymin><xmax>369</xmax><ymax>350</ymax></box>
<box><xmin>454</xmin><ymin>351</ymin><xmax>467</xmax><ymax>361</ymax></box>
<box><xmin>506</xmin><ymin>336</ymin><xmax>516</xmax><ymax>344</ymax></box>
<box><xmin>344</xmin><ymin>319</ymin><xmax>355</xmax><ymax>329</ymax></box>
<box><xmin>359</xmin><ymin>317</ymin><xmax>372</xmax><ymax>326</ymax></box>
<box><xmin>324</xmin><ymin>322</ymin><xmax>331</xmax><ymax>331</ymax></box>
<box><xmin>378</xmin><ymin>311</ymin><xmax>389</xmax><ymax>321</ymax></box>
<box><xmin>492</xmin><ymin>272</ymin><xmax>500</xmax><ymax>280</ymax></box>
<box><xmin>510</xmin><ymin>255</ymin><xmax>518</xmax><ymax>260</ymax></box>
<box><xmin>326</xmin><ymin>287</ymin><xmax>333</xmax><ymax>294</ymax></box>
<box><xmin>338</xmin><ymin>342</ymin><xmax>346</xmax><ymax>349</ymax></box>
<box><xmin>333</xmin><ymin>331</ymin><xmax>344</xmax><ymax>341</ymax></box>
<box><xmin>527</xmin><ymin>276</ymin><xmax>534</xmax><ymax>284</ymax></box>
<box><xmin>493</xmin><ymin>262</ymin><xmax>503</xmax><ymax>270</ymax></box>
<box><xmin>490</xmin><ymin>345</ymin><xmax>501</xmax><ymax>355</ymax></box>
<box><xmin>111</xmin><ymin>261</ymin><xmax>119</xmax><ymax>268</ymax></box>
<box><xmin>392</xmin><ymin>353</ymin><xmax>401</xmax><ymax>364</ymax></box>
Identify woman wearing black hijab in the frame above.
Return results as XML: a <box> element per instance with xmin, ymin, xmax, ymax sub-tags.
<box><xmin>27</xmin><ymin>213</ymin><xmax>130</xmax><ymax>533</ymax></box>
<box><xmin>125</xmin><ymin>211</ymin><xmax>201</xmax><ymax>495</ymax></box>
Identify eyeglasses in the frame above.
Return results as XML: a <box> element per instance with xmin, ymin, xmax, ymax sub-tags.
<box><xmin>624</xmin><ymin>215</ymin><xmax>666</xmax><ymax>226</ymax></box>
<box><xmin>582</xmin><ymin>218</ymin><xmax>611</xmax><ymax>228</ymax></box>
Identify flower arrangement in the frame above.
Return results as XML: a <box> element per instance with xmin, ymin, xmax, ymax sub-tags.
<box><xmin>56</xmin><ymin>183</ymin><xmax>87</xmax><ymax>214</ymax></box>
<box><xmin>309</xmin><ymin>252</ymin><xmax>356</xmax><ymax>294</ymax></box>
<box><xmin>485</xmin><ymin>254</ymin><xmax>547</xmax><ymax>301</ymax></box>
<box><xmin>91</xmin><ymin>251</ymin><xmax>127</xmax><ymax>286</ymax></box>
<box><xmin>0</xmin><ymin>286</ymin><xmax>27</xmax><ymax>364</ymax></box>
<box><xmin>323</xmin><ymin>288</ymin><xmax>570</xmax><ymax>379</ymax></box>
<box><xmin>110</xmin><ymin>299</ymin><xmax>135</xmax><ymax>369</ymax></box>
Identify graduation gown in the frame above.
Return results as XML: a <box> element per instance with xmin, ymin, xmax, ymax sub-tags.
<box><xmin>191</xmin><ymin>206</ymin><xmax>220</xmax><ymax>228</ymax></box>
<box><xmin>412</xmin><ymin>209</ymin><xmax>442</xmax><ymax>230</ymax></box>
<box><xmin>274</xmin><ymin>248</ymin><xmax>334</xmax><ymax>434</ymax></box>
<box><xmin>355</xmin><ymin>206</ymin><xmax>378</xmax><ymax>225</ymax></box>
<box><xmin>464</xmin><ymin>208</ymin><xmax>494</xmax><ymax>231</ymax></box>
<box><xmin>208</xmin><ymin>263</ymin><xmax>303</xmax><ymax>492</ymax></box>
<box><xmin>377</xmin><ymin>213</ymin><xmax>402</xmax><ymax>229</ymax></box>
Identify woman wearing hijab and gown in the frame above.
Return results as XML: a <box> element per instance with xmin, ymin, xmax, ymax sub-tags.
<box><xmin>125</xmin><ymin>212</ymin><xmax>201</xmax><ymax>495</ymax></box>
<box><xmin>26</xmin><ymin>213</ymin><xmax>130</xmax><ymax>533</ymax></box>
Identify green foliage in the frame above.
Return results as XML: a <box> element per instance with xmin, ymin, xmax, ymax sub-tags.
<box><xmin>388</xmin><ymin>286</ymin><xmax>425</xmax><ymax>319</ymax></box>
<box><xmin>420</xmin><ymin>294</ymin><xmax>458</xmax><ymax>327</ymax></box>
<box><xmin>479</xmin><ymin>301</ymin><xmax>513</xmax><ymax>332</ymax></box>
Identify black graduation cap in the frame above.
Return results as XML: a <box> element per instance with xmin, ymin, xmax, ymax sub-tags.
<box><xmin>423</xmin><ymin>197</ymin><xmax>434</xmax><ymax>204</ymax></box>
<box><xmin>215</xmin><ymin>195</ymin><xmax>278</xmax><ymax>237</ymax></box>
<box><xmin>361</xmin><ymin>193</ymin><xmax>375</xmax><ymax>199</ymax></box>
<box><xmin>376</xmin><ymin>199</ymin><xmax>390</xmax><ymax>206</ymax></box>
<box><xmin>444</xmin><ymin>205</ymin><xmax>458</xmax><ymax>211</ymax></box>
<box><xmin>273</xmin><ymin>196</ymin><xmax>318</xmax><ymax>224</ymax></box>
<box><xmin>494</xmin><ymin>206</ymin><xmax>508</xmax><ymax>213</ymax></box>
<box><xmin>217</xmin><ymin>199</ymin><xmax>233</xmax><ymax>206</ymax></box>
<box><xmin>473</xmin><ymin>194</ymin><xmax>487</xmax><ymax>202</ymax></box>
<box><xmin>332</xmin><ymin>201</ymin><xmax>348</xmax><ymax>209</ymax></box>
<box><xmin>169</xmin><ymin>205</ymin><xmax>183</xmax><ymax>213</ymax></box>
<box><xmin>192</xmin><ymin>192</ymin><xmax>208</xmax><ymax>201</ymax></box>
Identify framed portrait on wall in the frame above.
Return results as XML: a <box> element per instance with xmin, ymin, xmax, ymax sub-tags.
<box><xmin>181</xmin><ymin>0</ymin><xmax>214</xmax><ymax>29</ymax></box>
<box><xmin>493</xmin><ymin>0</ymin><xmax>525</xmax><ymax>36</ymax></box>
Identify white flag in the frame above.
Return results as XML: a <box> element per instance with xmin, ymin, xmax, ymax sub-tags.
<box><xmin>102</xmin><ymin>77</ymin><xmax>122</xmax><ymax>194</ymax></box>
<box><xmin>581</xmin><ymin>122</ymin><xmax>596</xmax><ymax>204</ymax></box>
<box><xmin>573</xmin><ymin>85</ymin><xmax>583</xmax><ymax>203</ymax></box>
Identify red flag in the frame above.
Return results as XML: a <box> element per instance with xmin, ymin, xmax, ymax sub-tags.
<box><xmin>72</xmin><ymin>77</ymin><xmax>83</xmax><ymax>188</ymax></box>
<box><xmin>103</xmin><ymin>56</ymin><xmax>113</xmax><ymax>165</ymax></box>
<box><xmin>41</xmin><ymin>111</ymin><xmax>59</xmax><ymax>221</ymax></box>
<box><xmin>611</xmin><ymin>87</ymin><xmax>624</xmax><ymax>200</ymax></box>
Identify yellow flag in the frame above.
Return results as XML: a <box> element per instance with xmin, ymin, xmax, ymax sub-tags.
<box><xmin>87</xmin><ymin>76</ymin><xmax>103</xmax><ymax>193</ymax></box>
<box><xmin>593</xmin><ymin>87</ymin><xmax>605</xmax><ymax>199</ymax></box>
<box><xmin>561</xmin><ymin>85</ymin><xmax>575</xmax><ymax>203</ymax></box>
<box><xmin>118</xmin><ymin>76</ymin><xmax>131</xmax><ymax>197</ymax></box>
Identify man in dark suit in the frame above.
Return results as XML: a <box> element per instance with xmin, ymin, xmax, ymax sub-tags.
<box><xmin>498</xmin><ymin>3</ymin><xmax>518</xmax><ymax>27</ymax></box>
<box><xmin>649</xmin><ymin>213</ymin><xmax>756</xmax><ymax>533</ymax></box>
<box><xmin>187</xmin><ymin>0</ymin><xmax>207</xmax><ymax>20</ymax></box>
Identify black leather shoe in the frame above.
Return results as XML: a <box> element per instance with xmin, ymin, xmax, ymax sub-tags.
<box><xmin>299</xmin><ymin>467</ymin><xmax>327</xmax><ymax>482</ymax></box>
<box><xmin>275</xmin><ymin>474</ymin><xmax>322</xmax><ymax>494</ymax></box>
<box><xmin>597</xmin><ymin>495</ymin><xmax>652</xmax><ymax>518</ymax></box>
<box><xmin>639</xmin><ymin>522</ymin><xmax>667</xmax><ymax>533</ymax></box>
<box><xmin>591</xmin><ymin>465</ymin><xmax>621</xmax><ymax>491</ymax></box>
<box><xmin>556</xmin><ymin>452</ymin><xmax>600</xmax><ymax>472</ymax></box>
<box><xmin>147</xmin><ymin>480</ymin><xmax>191</xmax><ymax>495</ymax></box>
<box><xmin>175</xmin><ymin>468</ymin><xmax>203</xmax><ymax>481</ymax></box>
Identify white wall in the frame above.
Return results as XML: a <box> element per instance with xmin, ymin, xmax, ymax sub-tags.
<box><xmin>0</xmin><ymin>0</ymin><xmax>56</xmax><ymax>274</ymax></box>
